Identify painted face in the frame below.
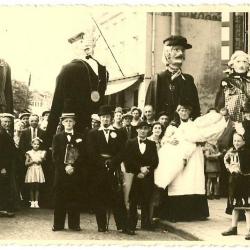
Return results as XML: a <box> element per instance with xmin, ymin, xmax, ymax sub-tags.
<box><xmin>32</xmin><ymin>140</ymin><xmax>40</xmax><ymax>151</ymax></box>
<box><xmin>178</xmin><ymin>107</ymin><xmax>191</xmax><ymax>121</ymax></box>
<box><xmin>137</xmin><ymin>126</ymin><xmax>149</xmax><ymax>139</ymax></box>
<box><xmin>1</xmin><ymin>117</ymin><xmax>12</xmax><ymax>130</ymax></box>
<box><xmin>100</xmin><ymin>114</ymin><xmax>112</xmax><ymax>128</ymax></box>
<box><xmin>62</xmin><ymin>118</ymin><xmax>75</xmax><ymax>131</ymax></box>
<box><xmin>164</xmin><ymin>45</ymin><xmax>185</xmax><ymax>67</ymax></box>
<box><xmin>233</xmin><ymin>55</ymin><xmax>249</xmax><ymax>74</ymax></box>
<box><xmin>233</xmin><ymin>133</ymin><xmax>245</xmax><ymax>150</ymax></box>
<box><xmin>72</xmin><ymin>37</ymin><xmax>95</xmax><ymax>58</ymax></box>
<box><xmin>152</xmin><ymin>124</ymin><xmax>162</xmax><ymax>137</ymax></box>
<box><xmin>158</xmin><ymin>115</ymin><xmax>169</xmax><ymax>127</ymax></box>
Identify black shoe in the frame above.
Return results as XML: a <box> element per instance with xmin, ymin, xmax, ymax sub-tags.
<box><xmin>98</xmin><ymin>228</ymin><xmax>107</xmax><ymax>232</ymax></box>
<box><xmin>70</xmin><ymin>227</ymin><xmax>82</xmax><ymax>231</ymax></box>
<box><xmin>127</xmin><ymin>230</ymin><xmax>136</xmax><ymax>235</ymax></box>
<box><xmin>222</xmin><ymin>227</ymin><xmax>237</xmax><ymax>236</ymax></box>
<box><xmin>52</xmin><ymin>226</ymin><xmax>64</xmax><ymax>231</ymax></box>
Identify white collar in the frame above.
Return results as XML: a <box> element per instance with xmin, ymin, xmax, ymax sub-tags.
<box><xmin>65</xmin><ymin>129</ymin><xmax>74</xmax><ymax>134</ymax></box>
<box><xmin>98</xmin><ymin>125</ymin><xmax>114</xmax><ymax>131</ymax></box>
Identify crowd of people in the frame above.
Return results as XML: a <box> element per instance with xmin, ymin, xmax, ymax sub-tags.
<box><xmin>0</xmin><ymin>32</ymin><xmax>250</xmax><ymax>240</ymax></box>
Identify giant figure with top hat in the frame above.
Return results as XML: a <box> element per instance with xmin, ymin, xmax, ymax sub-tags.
<box><xmin>145</xmin><ymin>35</ymin><xmax>200</xmax><ymax>120</ymax></box>
<box><xmin>45</xmin><ymin>31</ymin><xmax>109</xmax><ymax>147</ymax></box>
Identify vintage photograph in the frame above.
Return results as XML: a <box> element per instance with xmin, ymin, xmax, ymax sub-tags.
<box><xmin>0</xmin><ymin>6</ymin><xmax>250</xmax><ymax>244</ymax></box>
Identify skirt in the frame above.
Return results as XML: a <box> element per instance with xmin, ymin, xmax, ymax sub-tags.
<box><xmin>25</xmin><ymin>164</ymin><xmax>45</xmax><ymax>183</ymax></box>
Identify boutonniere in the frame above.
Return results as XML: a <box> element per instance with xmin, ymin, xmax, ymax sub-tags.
<box><xmin>221</xmin><ymin>81</ymin><xmax>227</xmax><ymax>87</ymax></box>
<box><xmin>110</xmin><ymin>131</ymin><xmax>117</xmax><ymax>138</ymax></box>
<box><xmin>76</xmin><ymin>138</ymin><xmax>82</xmax><ymax>143</ymax></box>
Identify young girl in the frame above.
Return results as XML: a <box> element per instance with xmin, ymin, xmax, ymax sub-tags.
<box><xmin>25</xmin><ymin>137</ymin><xmax>46</xmax><ymax>208</ymax></box>
<box><xmin>222</xmin><ymin>132</ymin><xmax>250</xmax><ymax>240</ymax></box>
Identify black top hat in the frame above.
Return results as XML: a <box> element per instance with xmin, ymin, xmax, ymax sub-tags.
<box><xmin>98</xmin><ymin>105</ymin><xmax>113</xmax><ymax>116</ymax></box>
<box><xmin>163</xmin><ymin>35</ymin><xmax>192</xmax><ymax>49</ymax></box>
<box><xmin>136</xmin><ymin>121</ymin><xmax>151</xmax><ymax>129</ymax></box>
<box><xmin>68</xmin><ymin>32</ymin><xmax>85</xmax><ymax>44</ymax></box>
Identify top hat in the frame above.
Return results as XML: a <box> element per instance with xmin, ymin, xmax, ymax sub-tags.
<box><xmin>68</xmin><ymin>32</ymin><xmax>85</xmax><ymax>44</ymax></box>
<box><xmin>98</xmin><ymin>105</ymin><xmax>113</xmax><ymax>116</ymax></box>
<box><xmin>60</xmin><ymin>113</ymin><xmax>76</xmax><ymax>120</ymax></box>
<box><xmin>163</xmin><ymin>35</ymin><xmax>192</xmax><ymax>49</ymax></box>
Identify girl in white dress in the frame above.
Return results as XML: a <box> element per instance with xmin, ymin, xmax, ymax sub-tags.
<box><xmin>25</xmin><ymin>137</ymin><xmax>46</xmax><ymax>208</ymax></box>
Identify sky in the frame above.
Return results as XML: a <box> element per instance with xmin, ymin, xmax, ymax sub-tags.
<box><xmin>0</xmin><ymin>6</ymin><xmax>100</xmax><ymax>93</ymax></box>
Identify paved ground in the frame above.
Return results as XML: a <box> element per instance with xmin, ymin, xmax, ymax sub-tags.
<box><xmin>159</xmin><ymin>198</ymin><xmax>250</xmax><ymax>244</ymax></box>
<box><xmin>0</xmin><ymin>208</ymin><xmax>183</xmax><ymax>243</ymax></box>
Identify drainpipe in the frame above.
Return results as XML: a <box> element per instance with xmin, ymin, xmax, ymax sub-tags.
<box><xmin>171</xmin><ymin>12</ymin><xmax>180</xmax><ymax>35</ymax></box>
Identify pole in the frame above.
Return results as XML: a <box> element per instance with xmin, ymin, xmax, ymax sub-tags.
<box><xmin>91</xmin><ymin>16</ymin><xmax>125</xmax><ymax>77</ymax></box>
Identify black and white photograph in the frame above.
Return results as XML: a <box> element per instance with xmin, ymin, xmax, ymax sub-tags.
<box><xmin>0</xmin><ymin>5</ymin><xmax>250</xmax><ymax>245</ymax></box>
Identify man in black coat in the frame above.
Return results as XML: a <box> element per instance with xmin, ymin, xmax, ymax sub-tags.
<box><xmin>123</xmin><ymin>121</ymin><xmax>158</xmax><ymax>235</ymax></box>
<box><xmin>86</xmin><ymin>105</ymin><xmax>126</xmax><ymax>232</ymax></box>
<box><xmin>120</xmin><ymin>111</ymin><xmax>137</xmax><ymax>144</ymax></box>
<box><xmin>45</xmin><ymin>31</ymin><xmax>108</xmax><ymax>148</ymax></box>
<box><xmin>52</xmin><ymin>113</ymin><xmax>85</xmax><ymax>231</ymax></box>
<box><xmin>145</xmin><ymin>35</ymin><xmax>200</xmax><ymax>120</ymax></box>
<box><xmin>0</xmin><ymin>113</ymin><xmax>16</xmax><ymax>217</ymax></box>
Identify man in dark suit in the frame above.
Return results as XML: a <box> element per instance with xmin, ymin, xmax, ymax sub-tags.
<box><xmin>145</xmin><ymin>35</ymin><xmax>200</xmax><ymax>120</ymax></box>
<box><xmin>0</xmin><ymin>113</ymin><xmax>16</xmax><ymax>217</ymax></box>
<box><xmin>123</xmin><ymin>121</ymin><xmax>158</xmax><ymax>235</ymax></box>
<box><xmin>86</xmin><ymin>105</ymin><xmax>126</xmax><ymax>232</ymax></box>
<box><xmin>52</xmin><ymin>113</ymin><xmax>85</xmax><ymax>231</ymax></box>
<box><xmin>45</xmin><ymin>31</ymin><xmax>108</xmax><ymax>148</ymax></box>
<box><xmin>120</xmin><ymin>111</ymin><xmax>137</xmax><ymax>144</ymax></box>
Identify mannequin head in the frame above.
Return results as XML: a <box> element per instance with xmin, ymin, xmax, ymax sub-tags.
<box><xmin>228</xmin><ymin>50</ymin><xmax>250</xmax><ymax>74</ymax></box>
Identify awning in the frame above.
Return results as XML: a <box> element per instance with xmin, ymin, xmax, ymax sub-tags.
<box><xmin>105</xmin><ymin>75</ymin><xmax>143</xmax><ymax>96</ymax></box>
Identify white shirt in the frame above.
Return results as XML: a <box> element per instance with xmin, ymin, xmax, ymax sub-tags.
<box><xmin>99</xmin><ymin>125</ymin><xmax>114</xmax><ymax>143</ymax></box>
<box><xmin>85</xmin><ymin>58</ymin><xmax>98</xmax><ymax>76</ymax></box>
<box><xmin>137</xmin><ymin>137</ymin><xmax>146</xmax><ymax>154</ymax></box>
<box><xmin>65</xmin><ymin>130</ymin><xmax>74</xmax><ymax>142</ymax></box>
<box><xmin>31</xmin><ymin>127</ymin><xmax>37</xmax><ymax>140</ymax></box>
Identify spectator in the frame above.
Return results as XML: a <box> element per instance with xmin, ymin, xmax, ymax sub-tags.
<box><xmin>91</xmin><ymin>114</ymin><xmax>101</xmax><ymax>129</ymax></box>
<box><xmin>19</xmin><ymin>112</ymin><xmax>31</xmax><ymax>130</ymax></box>
<box><xmin>113</xmin><ymin>110</ymin><xmax>123</xmax><ymax>130</ymax></box>
<box><xmin>143</xmin><ymin>105</ymin><xmax>155</xmax><ymax>126</ymax></box>
<box><xmin>156</xmin><ymin>111</ymin><xmax>170</xmax><ymax>133</ymax></box>
<box><xmin>131</xmin><ymin>107</ymin><xmax>142</xmax><ymax>127</ymax></box>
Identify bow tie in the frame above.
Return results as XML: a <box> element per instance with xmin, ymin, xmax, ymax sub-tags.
<box><xmin>85</xmin><ymin>55</ymin><xmax>92</xmax><ymax>60</ymax></box>
<box><xmin>65</xmin><ymin>132</ymin><xmax>73</xmax><ymax>136</ymax></box>
<box><xmin>104</xmin><ymin>129</ymin><xmax>109</xmax><ymax>134</ymax></box>
<box><xmin>139</xmin><ymin>139</ymin><xmax>146</xmax><ymax>144</ymax></box>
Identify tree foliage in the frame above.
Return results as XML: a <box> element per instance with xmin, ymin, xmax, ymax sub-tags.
<box><xmin>12</xmin><ymin>80</ymin><xmax>32</xmax><ymax>112</ymax></box>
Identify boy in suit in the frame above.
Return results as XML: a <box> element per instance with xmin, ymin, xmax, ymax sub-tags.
<box><xmin>86</xmin><ymin>105</ymin><xmax>126</xmax><ymax>232</ymax></box>
<box><xmin>52</xmin><ymin>113</ymin><xmax>85</xmax><ymax>231</ymax></box>
<box><xmin>123</xmin><ymin>121</ymin><xmax>159</xmax><ymax>235</ymax></box>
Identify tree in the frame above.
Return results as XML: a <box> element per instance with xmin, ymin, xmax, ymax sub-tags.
<box><xmin>12</xmin><ymin>80</ymin><xmax>32</xmax><ymax>113</ymax></box>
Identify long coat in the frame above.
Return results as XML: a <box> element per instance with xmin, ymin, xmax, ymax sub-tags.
<box><xmin>0</xmin><ymin>60</ymin><xmax>13</xmax><ymax>114</ymax></box>
<box><xmin>46</xmin><ymin>59</ymin><xmax>108</xmax><ymax>147</ymax></box>
<box><xmin>145</xmin><ymin>70</ymin><xmax>200</xmax><ymax>120</ymax></box>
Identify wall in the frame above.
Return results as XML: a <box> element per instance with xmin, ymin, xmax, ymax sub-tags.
<box><xmin>180</xmin><ymin>17</ymin><xmax>223</xmax><ymax>114</ymax></box>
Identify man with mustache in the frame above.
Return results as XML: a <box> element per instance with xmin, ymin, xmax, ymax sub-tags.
<box><xmin>145</xmin><ymin>35</ymin><xmax>200</xmax><ymax>120</ymax></box>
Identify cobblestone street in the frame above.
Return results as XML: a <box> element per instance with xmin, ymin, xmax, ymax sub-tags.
<box><xmin>0</xmin><ymin>209</ymin><xmax>184</xmax><ymax>242</ymax></box>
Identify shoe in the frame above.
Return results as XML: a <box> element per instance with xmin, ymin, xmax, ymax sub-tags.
<box><xmin>127</xmin><ymin>230</ymin><xmax>136</xmax><ymax>235</ymax></box>
<box><xmin>34</xmin><ymin>201</ymin><xmax>39</xmax><ymax>208</ymax></box>
<box><xmin>245</xmin><ymin>232</ymin><xmax>250</xmax><ymax>240</ymax></box>
<box><xmin>222</xmin><ymin>227</ymin><xmax>237</xmax><ymax>236</ymax></box>
<box><xmin>52</xmin><ymin>226</ymin><xmax>64</xmax><ymax>231</ymax></box>
<box><xmin>6</xmin><ymin>212</ymin><xmax>15</xmax><ymax>218</ymax></box>
<box><xmin>30</xmin><ymin>201</ymin><xmax>35</xmax><ymax>208</ymax></box>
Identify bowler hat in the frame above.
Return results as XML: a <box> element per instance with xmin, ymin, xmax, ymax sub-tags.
<box><xmin>60</xmin><ymin>113</ymin><xmax>76</xmax><ymax>120</ymax></box>
<box><xmin>163</xmin><ymin>35</ymin><xmax>192</xmax><ymax>49</ymax></box>
<box><xmin>136</xmin><ymin>121</ymin><xmax>151</xmax><ymax>129</ymax></box>
<box><xmin>98</xmin><ymin>105</ymin><xmax>113</xmax><ymax>116</ymax></box>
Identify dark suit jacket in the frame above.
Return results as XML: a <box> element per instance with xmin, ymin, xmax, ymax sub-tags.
<box><xmin>123</xmin><ymin>138</ymin><xmax>158</xmax><ymax>175</ymax></box>
<box><xmin>86</xmin><ymin>128</ymin><xmax>124</xmax><ymax>173</ymax></box>
<box><xmin>19</xmin><ymin>127</ymin><xmax>45</xmax><ymax>155</ymax></box>
<box><xmin>0</xmin><ymin>61</ymin><xmax>13</xmax><ymax>113</ymax></box>
<box><xmin>46</xmin><ymin>59</ymin><xmax>108</xmax><ymax>148</ymax></box>
<box><xmin>145</xmin><ymin>70</ymin><xmax>200</xmax><ymax>120</ymax></box>
<box><xmin>119</xmin><ymin>126</ymin><xmax>137</xmax><ymax>146</ymax></box>
<box><xmin>52</xmin><ymin>131</ymin><xmax>85</xmax><ymax>187</ymax></box>
<box><xmin>0</xmin><ymin>127</ymin><xmax>16</xmax><ymax>173</ymax></box>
